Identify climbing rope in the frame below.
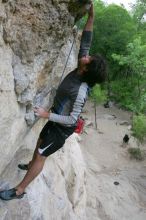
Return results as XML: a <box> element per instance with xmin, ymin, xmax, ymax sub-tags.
<box><xmin>94</xmin><ymin>101</ymin><xmax>97</xmax><ymax>130</ymax></box>
<box><xmin>58</xmin><ymin>28</ymin><xmax>78</xmax><ymax>86</ymax></box>
<box><xmin>27</xmin><ymin>27</ymin><xmax>78</xmax><ymax>128</ymax></box>
<box><xmin>28</xmin><ymin>2</ymin><xmax>92</xmax><ymax>128</ymax></box>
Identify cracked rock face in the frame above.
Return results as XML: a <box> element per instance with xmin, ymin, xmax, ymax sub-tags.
<box><xmin>0</xmin><ymin>133</ymin><xmax>87</xmax><ymax>220</ymax></box>
<box><xmin>0</xmin><ymin>1</ymin><xmax>89</xmax><ymax>219</ymax></box>
<box><xmin>0</xmin><ymin>0</ymin><xmax>83</xmax><ymax>173</ymax></box>
<box><xmin>3</xmin><ymin>0</ymin><xmax>74</xmax><ymax>63</ymax></box>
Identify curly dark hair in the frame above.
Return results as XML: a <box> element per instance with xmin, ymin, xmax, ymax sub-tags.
<box><xmin>81</xmin><ymin>54</ymin><xmax>107</xmax><ymax>87</ymax></box>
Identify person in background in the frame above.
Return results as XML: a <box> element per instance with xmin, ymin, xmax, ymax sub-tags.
<box><xmin>0</xmin><ymin>1</ymin><xmax>107</xmax><ymax>200</ymax></box>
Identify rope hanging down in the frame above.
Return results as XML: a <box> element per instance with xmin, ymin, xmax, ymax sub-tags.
<box><xmin>58</xmin><ymin>28</ymin><xmax>78</xmax><ymax>86</ymax></box>
<box><xmin>28</xmin><ymin>28</ymin><xmax>78</xmax><ymax>128</ymax></box>
<box><xmin>39</xmin><ymin>27</ymin><xmax>78</xmax><ymax>100</ymax></box>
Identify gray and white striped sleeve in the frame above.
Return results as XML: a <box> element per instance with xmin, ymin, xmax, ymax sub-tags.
<box><xmin>49</xmin><ymin>83</ymin><xmax>88</xmax><ymax>126</ymax></box>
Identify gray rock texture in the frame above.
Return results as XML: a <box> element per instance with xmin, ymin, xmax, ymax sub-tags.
<box><xmin>0</xmin><ymin>0</ymin><xmax>83</xmax><ymax>172</ymax></box>
<box><xmin>0</xmin><ymin>133</ymin><xmax>87</xmax><ymax>220</ymax></box>
<box><xmin>0</xmin><ymin>1</ymin><xmax>93</xmax><ymax>219</ymax></box>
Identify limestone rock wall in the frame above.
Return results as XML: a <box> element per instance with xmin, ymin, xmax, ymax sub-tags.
<box><xmin>0</xmin><ymin>0</ymin><xmax>83</xmax><ymax>173</ymax></box>
<box><xmin>0</xmin><ymin>133</ymin><xmax>87</xmax><ymax>220</ymax></box>
<box><xmin>0</xmin><ymin>1</ymin><xmax>90</xmax><ymax>219</ymax></box>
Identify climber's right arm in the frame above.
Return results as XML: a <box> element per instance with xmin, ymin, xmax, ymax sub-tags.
<box><xmin>78</xmin><ymin>1</ymin><xmax>94</xmax><ymax>59</ymax></box>
<box><xmin>84</xmin><ymin>1</ymin><xmax>94</xmax><ymax>32</ymax></box>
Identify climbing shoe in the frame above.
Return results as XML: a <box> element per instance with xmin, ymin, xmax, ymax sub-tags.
<box><xmin>18</xmin><ymin>163</ymin><xmax>28</xmax><ymax>171</ymax></box>
<box><xmin>0</xmin><ymin>188</ymin><xmax>26</xmax><ymax>201</ymax></box>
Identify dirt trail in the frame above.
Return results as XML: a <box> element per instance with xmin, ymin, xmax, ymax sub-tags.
<box><xmin>80</xmin><ymin>101</ymin><xmax>146</xmax><ymax>220</ymax></box>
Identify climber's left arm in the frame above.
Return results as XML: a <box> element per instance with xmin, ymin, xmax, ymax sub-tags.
<box><xmin>34</xmin><ymin>107</ymin><xmax>50</xmax><ymax>118</ymax></box>
<box><xmin>34</xmin><ymin>83</ymin><xmax>88</xmax><ymax>126</ymax></box>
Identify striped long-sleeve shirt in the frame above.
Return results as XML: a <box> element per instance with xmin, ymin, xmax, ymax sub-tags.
<box><xmin>49</xmin><ymin>30</ymin><xmax>92</xmax><ymax>126</ymax></box>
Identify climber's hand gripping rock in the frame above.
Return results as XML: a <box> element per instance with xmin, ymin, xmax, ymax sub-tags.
<box><xmin>34</xmin><ymin>107</ymin><xmax>50</xmax><ymax>119</ymax></box>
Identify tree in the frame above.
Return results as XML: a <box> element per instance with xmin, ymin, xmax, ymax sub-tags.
<box><xmin>91</xmin><ymin>4</ymin><xmax>136</xmax><ymax>57</ymax></box>
<box><xmin>90</xmin><ymin>3</ymin><xmax>136</xmax><ymax>80</ymax></box>
<box><xmin>132</xmin><ymin>0</ymin><xmax>146</xmax><ymax>45</ymax></box>
<box><xmin>132</xmin><ymin>0</ymin><xmax>146</xmax><ymax>23</ymax></box>
<box><xmin>112</xmin><ymin>37</ymin><xmax>146</xmax><ymax>112</ymax></box>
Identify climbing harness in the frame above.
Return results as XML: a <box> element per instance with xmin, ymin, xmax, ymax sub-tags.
<box><xmin>75</xmin><ymin>116</ymin><xmax>85</xmax><ymax>134</ymax></box>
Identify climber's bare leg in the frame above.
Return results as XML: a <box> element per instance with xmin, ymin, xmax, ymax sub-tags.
<box><xmin>16</xmin><ymin>152</ymin><xmax>46</xmax><ymax>195</ymax></box>
<box><xmin>27</xmin><ymin>138</ymin><xmax>43</xmax><ymax>169</ymax></box>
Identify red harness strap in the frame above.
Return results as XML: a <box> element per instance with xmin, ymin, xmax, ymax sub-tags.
<box><xmin>74</xmin><ymin>117</ymin><xmax>85</xmax><ymax>134</ymax></box>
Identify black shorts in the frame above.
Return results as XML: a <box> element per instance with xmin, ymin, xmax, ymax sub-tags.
<box><xmin>38</xmin><ymin>121</ymin><xmax>75</xmax><ymax>157</ymax></box>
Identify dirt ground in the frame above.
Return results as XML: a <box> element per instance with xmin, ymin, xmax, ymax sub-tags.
<box><xmin>80</xmin><ymin>100</ymin><xmax>146</xmax><ymax>220</ymax></box>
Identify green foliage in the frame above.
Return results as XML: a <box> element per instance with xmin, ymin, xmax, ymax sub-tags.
<box><xmin>132</xmin><ymin>0</ymin><xmax>146</xmax><ymax>23</ymax></box>
<box><xmin>110</xmin><ymin>79</ymin><xmax>137</xmax><ymax>111</ymax></box>
<box><xmin>77</xmin><ymin>0</ymin><xmax>146</xmax><ymax>116</ymax></box>
<box><xmin>90</xmin><ymin>84</ymin><xmax>107</xmax><ymax>104</ymax></box>
<box><xmin>89</xmin><ymin>2</ymin><xmax>137</xmax><ymax>82</ymax></box>
<box><xmin>132</xmin><ymin>114</ymin><xmax>146</xmax><ymax>142</ymax></box>
<box><xmin>91</xmin><ymin>4</ymin><xmax>136</xmax><ymax>60</ymax></box>
<box><xmin>132</xmin><ymin>0</ymin><xmax>146</xmax><ymax>50</ymax></box>
<box><xmin>112</xmin><ymin>37</ymin><xmax>146</xmax><ymax>113</ymax></box>
<box><xmin>128</xmin><ymin>147</ymin><xmax>144</xmax><ymax>160</ymax></box>
<box><xmin>112</xmin><ymin>37</ymin><xmax>146</xmax><ymax>73</ymax></box>
<box><xmin>110</xmin><ymin>78</ymin><xmax>146</xmax><ymax>113</ymax></box>
<box><xmin>138</xmin><ymin>24</ymin><xmax>146</xmax><ymax>45</ymax></box>
<box><xmin>77</xmin><ymin>1</ymin><xmax>137</xmax><ymax>78</ymax></box>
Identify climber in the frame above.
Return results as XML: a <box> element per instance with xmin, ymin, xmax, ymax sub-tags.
<box><xmin>0</xmin><ymin>1</ymin><xmax>107</xmax><ymax>200</ymax></box>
